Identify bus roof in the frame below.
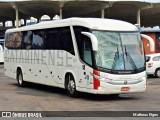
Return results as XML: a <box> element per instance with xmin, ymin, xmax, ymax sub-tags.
<box><xmin>6</xmin><ymin>18</ymin><xmax>138</xmax><ymax>33</ymax></box>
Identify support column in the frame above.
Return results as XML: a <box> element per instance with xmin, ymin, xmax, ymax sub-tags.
<box><xmin>136</xmin><ymin>4</ymin><xmax>152</xmax><ymax>27</ymax></box>
<box><xmin>137</xmin><ymin>9</ymin><xmax>141</xmax><ymax>26</ymax></box>
<box><xmin>100</xmin><ymin>2</ymin><xmax>113</xmax><ymax>19</ymax></box>
<box><xmin>101</xmin><ymin>9</ymin><xmax>105</xmax><ymax>18</ymax></box>
<box><xmin>12</xmin><ymin>3</ymin><xmax>19</xmax><ymax>28</ymax></box>
<box><xmin>60</xmin><ymin>8</ymin><xmax>63</xmax><ymax>19</ymax></box>
<box><xmin>59</xmin><ymin>2</ymin><xmax>65</xmax><ymax>19</ymax></box>
<box><xmin>15</xmin><ymin>8</ymin><xmax>19</xmax><ymax>28</ymax></box>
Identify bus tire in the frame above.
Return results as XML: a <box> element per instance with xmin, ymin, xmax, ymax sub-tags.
<box><xmin>17</xmin><ymin>69</ymin><xmax>25</xmax><ymax>87</ymax></box>
<box><xmin>65</xmin><ymin>74</ymin><xmax>77</xmax><ymax>97</ymax></box>
<box><xmin>155</xmin><ymin>68</ymin><xmax>160</xmax><ymax>78</ymax></box>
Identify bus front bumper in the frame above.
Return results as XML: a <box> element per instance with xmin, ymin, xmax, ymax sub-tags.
<box><xmin>92</xmin><ymin>80</ymin><xmax>146</xmax><ymax>95</ymax></box>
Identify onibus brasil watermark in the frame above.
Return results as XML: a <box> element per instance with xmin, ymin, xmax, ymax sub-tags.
<box><xmin>1</xmin><ymin>111</ymin><xmax>160</xmax><ymax>117</ymax></box>
<box><xmin>133</xmin><ymin>112</ymin><xmax>159</xmax><ymax>117</ymax></box>
<box><xmin>1</xmin><ymin>112</ymin><xmax>42</xmax><ymax>118</ymax></box>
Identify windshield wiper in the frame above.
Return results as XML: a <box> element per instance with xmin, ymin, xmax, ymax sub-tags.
<box><xmin>112</xmin><ymin>45</ymin><xmax>119</xmax><ymax>70</ymax></box>
<box><xmin>124</xmin><ymin>46</ymin><xmax>137</xmax><ymax>71</ymax></box>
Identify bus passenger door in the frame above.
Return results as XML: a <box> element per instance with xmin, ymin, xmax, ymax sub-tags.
<box><xmin>78</xmin><ymin>35</ymin><xmax>94</xmax><ymax>89</ymax></box>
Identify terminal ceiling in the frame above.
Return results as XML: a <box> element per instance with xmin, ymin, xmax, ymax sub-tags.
<box><xmin>0</xmin><ymin>0</ymin><xmax>160</xmax><ymax>27</ymax></box>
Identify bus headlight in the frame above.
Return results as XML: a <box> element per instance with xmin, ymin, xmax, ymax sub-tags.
<box><xmin>91</xmin><ymin>73</ymin><xmax>109</xmax><ymax>82</ymax></box>
<box><xmin>91</xmin><ymin>73</ymin><xmax>109</xmax><ymax>83</ymax></box>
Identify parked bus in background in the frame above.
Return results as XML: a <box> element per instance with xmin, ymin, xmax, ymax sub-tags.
<box><xmin>0</xmin><ymin>39</ymin><xmax>4</xmax><ymax>63</ymax></box>
<box><xmin>4</xmin><ymin>18</ymin><xmax>153</xmax><ymax>97</ymax></box>
<box><xmin>0</xmin><ymin>28</ymin><xmax>5</xmax><ymax>63</ymax></box>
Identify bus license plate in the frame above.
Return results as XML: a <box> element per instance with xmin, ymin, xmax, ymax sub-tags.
<box><xmin>121</xmin><ymin>87</ymin><xmax>130</xmax><ymax>91</ymax></box>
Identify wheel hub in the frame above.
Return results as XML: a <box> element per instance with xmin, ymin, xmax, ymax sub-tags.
<box><xmin>157</xmin><ymin>70</ymin><xmax>160</xmax><ymax>77</ymax></box>
<box><xmin>68</xmin><ymin>80</ymin><xmax>75</xmax><ymax>94</ymax></box>
<box><xmin>18</xmin><ymin>74</ymin><xmax>23</xmax><ymax>85</ymax></box>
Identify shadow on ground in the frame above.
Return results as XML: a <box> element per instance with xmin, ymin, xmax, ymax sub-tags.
<box><xmin>11</xmin><ymin>82</ymin><xmax>141</xmax><ymax>101</ymax></box>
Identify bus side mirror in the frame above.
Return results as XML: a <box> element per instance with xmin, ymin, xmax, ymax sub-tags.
<box><xmin>81</xmin><ymin>32</ymin><xmax>98</xmax><ymax>51</ymax></box>
<box><xmin>141</xmin><ymin>34</ymin><xmax>155</xmax><ymax>52</ymax></box>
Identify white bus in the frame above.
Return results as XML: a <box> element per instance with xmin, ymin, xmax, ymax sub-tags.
<box><xmin>0</xmin><ymin>28</ymin><xmax>5</xmax><ymax>63</ymax></box>
<box><xmin>0</xmin><ymin>39</ymin><xmax>4</xmax><ymax>63</ymax></box>
<box><xmin>4</xmin><ymin>18</ymin><xmax>150</xmax><ymax>97</ymax></box>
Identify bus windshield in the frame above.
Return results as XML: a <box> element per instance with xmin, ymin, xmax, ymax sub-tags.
<box><xmin>92</xmin><ymin>31</ymin><xmax>145</xmax><ymax>71</ymax></box>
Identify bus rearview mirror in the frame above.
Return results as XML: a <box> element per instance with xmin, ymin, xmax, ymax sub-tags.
<box><xmin>81</xmin><ymin>32</ymin><xmax>98</xmax><ymax>51</ymax></box>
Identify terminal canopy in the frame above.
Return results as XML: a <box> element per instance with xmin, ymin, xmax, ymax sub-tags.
<box><xmin>0</xmin><ymin>0</ymin><xmax>160</xmax><ymax>27</ymax></box>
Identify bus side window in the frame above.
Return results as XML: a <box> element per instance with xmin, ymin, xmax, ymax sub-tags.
<box><xmin>82</xmin><ymin>35</ymin><xmax>93</xmax><ymax>66</ymax></box>
<box><xmin>14</xmin><ymin>32</ymin><xmax>22</xmax><ymax>49</ymax></box>
<box><xmin>5</xmin><ymin>32</ymin><xmax>22</xmax><ymax>49</ymax></box>
<box><xmin>32</xmin><ymin>30</ymin><xmax>45</xmax><ymax>49</ymax></box>
<box><xmin>61</xmin><ymin>27</ymin><xmax>75</xmax><ymax>55</ymax></box>
<box><xmin>45</xmin><ymin>32</ymin><xmax>53</xmax><ymax>49</ymax></box>
<box><xmin>5</xmin><ymin>33</ymin><xmax>12</xmax><ymax>49</ymax></box>
<box><xmin>22</xmin><ymin>31</ymin><xmax>32</xmax><ymax>49</ymax></box>
<box><xmin>45</xmin><ymin>27</ymin><xmax>75</xmax><ymax>55</ymax></box>
<box><xmin>45</xmin><ymin>28</ymin><xmax>61</xmax><ymax>50</ymax></box>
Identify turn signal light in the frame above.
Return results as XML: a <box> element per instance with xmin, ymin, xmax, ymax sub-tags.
<box><xmin>93</xmin><ymin>70</ymin><xmax>100</xmax><ymax>90</ymax></box>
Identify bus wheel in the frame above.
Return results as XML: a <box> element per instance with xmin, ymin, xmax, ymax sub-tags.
<box><xmin>155</xmin><ymin>68</ymin><xmax>160</xmax><ymax>78</ymax></box>
<box><xmin>17</xmin><ymin>69</ymin><xmax>25</xmax><ymax>87</ymax></box>
<box><xmin>65</xmin><ymin>74</ymin><xmax>77</xmax><ymax>97</ymax></box>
